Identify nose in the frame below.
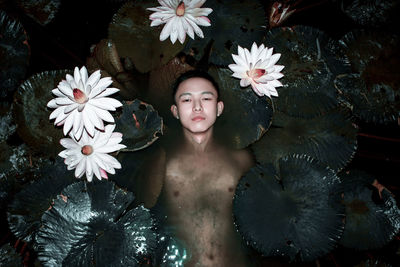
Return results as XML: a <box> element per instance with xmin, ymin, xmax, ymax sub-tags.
<box><xmin>193</xmin><ymin>100</ymin><xmax>202</xmax><ymax>112</ymax></box>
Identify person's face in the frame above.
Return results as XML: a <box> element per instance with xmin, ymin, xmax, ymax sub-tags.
<box><xmin>171</xmin><ymin>77</ymin><xmax>224</xmax><ymax>134</ymax></box>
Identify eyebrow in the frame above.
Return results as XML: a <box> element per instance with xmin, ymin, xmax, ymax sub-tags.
<box><xmin>178</xmin><ymin>91</ymin><xmax>215</xmax><ymax>98</ymax></box>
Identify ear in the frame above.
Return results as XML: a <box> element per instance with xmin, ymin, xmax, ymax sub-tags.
<box><xmin>217</xmin><ymin>101</ymin><xmax>224</xmax><ymax>117</ymax></box>
<box><xmin>171</xmin><ymin>105</ymin><xmax>179</xmax><ymax>119</ymax></box>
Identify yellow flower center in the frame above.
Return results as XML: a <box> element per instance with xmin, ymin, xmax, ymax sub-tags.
<box><xmin>73</xmin><ymin>88</ymin><xmax>88</xmax><ymax>104</ymax></box>
<box><xmin>81</xmin><ymin>145</ymin><xmax>93</xmax><ymax>155</ymax></box>
<box><xmin>176</xmin><ymin>1</ymin><xmax>185</xmax><ymax>16</ymax></box>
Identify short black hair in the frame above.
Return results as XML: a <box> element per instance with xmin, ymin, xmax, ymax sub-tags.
<box><xmin>172</xmin><ymin>70</ymin><xmax>220</xmax><ymax>103</ymax></box>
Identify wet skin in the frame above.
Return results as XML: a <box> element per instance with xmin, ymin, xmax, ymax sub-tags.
<box><xmin>137</xmin><ymin>77</ymin><xmax>254</xmax><ymax>266</ymax></box>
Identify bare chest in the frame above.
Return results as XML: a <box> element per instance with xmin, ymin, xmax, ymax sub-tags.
<box><xmin>163</xmin><ymin>154</ymin><xmax>241</xmax><ymax>213</ymax></box>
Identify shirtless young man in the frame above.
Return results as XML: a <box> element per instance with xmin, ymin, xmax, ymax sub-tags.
<box><xmin>137</xmin><ymin>70</ymin><xmax>255</xmax><ymax>266</ymax></box>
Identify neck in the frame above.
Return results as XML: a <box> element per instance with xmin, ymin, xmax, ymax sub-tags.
<box><xmin>182</xmin><ymin>127</ymin><xmax>215</xmax><ymax>153</ymax></box>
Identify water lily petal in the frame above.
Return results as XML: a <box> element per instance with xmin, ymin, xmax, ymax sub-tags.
<box><xmin>86</xmin><ymin>70</ymin><xmax>101</xmax><ymax>88</ymax></box>
<box><xmin>92</xmin><ymin>107</ymin><xmax>115</xmax><ymax>123</ymax></box>
<box><xmin>82</xmin><ymin>110</ymin><xmax>95</xmax><ymax>137</ymax></box>
<box><xmin>89</xmin><ymin>77</ymin><xmax>113</xmax><ymax>98</ymax></box>
<box><xmin>75</xmin><ymin>157</ymin><xmax>86</xmax><ymax>178</ymax></box>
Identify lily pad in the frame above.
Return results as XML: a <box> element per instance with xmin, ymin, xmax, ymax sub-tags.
<box><xmin>0</xmin><ymin>244</ymin><xmax>23</xmax><ymax>267</ymax></box>
<box><xmin>342</xmin><ymin>0</ymin><xmax>399</xmax><ymax>27</ymax></box>
<box><xmin>86</xmin><ymin>39</ymin><xmax>144</xmax><ymax>100</ymax></box>
<box><xmin>13</xmin><ymin>70</ymin><xmax>70</xmax><ymax>156</ymax></box>
<box><xmin>210</xmin><ymin>67</ymin><xmax>273</xmax><ymax>149</ymax></box>
<box><xmin>339</xmin><ymin>169</ymin><xmax>400</xmax><ymax>250</ymax></box>
<box><xmin>0</xmin><ymin>144</ymin><xmax>31</xmax><ymax>175</ymax></box>
<box><xmin>0</xmin><ymin>102</ymin><xmax>16</xmax><ymax>142</ymax></box>
<box><xmin>115</xmin><ymin>99</ymin><xmax>163</xmax><ymax>152</ymax></box>
<box><xmin>0</xmin><ymin>170</ymin><xmax>19</xmax><ymax>211</ymax></box>
<box><xmin>335</xmin><ymin>73</ymin><xmax>399</xmax><ymax>124</ymax></box>
<box><xmin>251</xmin><ymin>109</ymin><xmax>358</xmax><ymax>172</ymax></box>
<box><xmin>264</xmin><ymin>26</ymin><xmax>349</xmax><ymax>118</ymax></box>
<box><xmin>233</xmin><ymin>155</ymin><xmax>344</xmax><ymax>262</ymax></box>
<box><xmin>146</xmin><ymin>55</ymin><xmax>194</xmax><ymax>123</ymax></box>
<box><xmin>112</xmin><ymin>141</ymin><xmax>162</xmax><ymax>196</ymax></box>
<box><xmin>0</xmin><ymin>10</ymin><xmax>30</xmax><ymax>99</ymax></box>
<box><xmin>35</xmin><ymin>181</ymin><xmax>157</xmax><ymax>266</ymax></box>
<box><xmin>183</xmin><ymin>0</ymin><xmax>266</xmax><ymax>66</ymax></box>
<box><xmin>339</xmin><ymin>29</ymin><xmax>400</xmax><ymax>75</ymax></box>
<box><xmin>7</xmin><ymin>158</ymin><xmax>76</xmax><ymax>243</ymax></box>
<box><xmin>336</xmin><ymin>30</ymin><xmax>400</xmax><ymax>124</ymax></box>
<box><xmin>16</xmin><ymin>0</ymin><xmax>61</xmax><ymax>25</ymax></box>
<box><xmin>108</xmin><ymin>0</ymin><xmax>184</xmax><ymax>73</ymax></box>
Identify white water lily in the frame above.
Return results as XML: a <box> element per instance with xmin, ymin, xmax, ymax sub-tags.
<box><xmin>59</xmin><ymin>124</ymin><xmax>126</xmax><ymax>182</ymax></box>
<box><xmin>47</xmin><ymin>66</ymin><xmax>122</xmax><ymax>139</ymax></box>
<box><xmin>148</xmin><ymin>0</ymin><xmax>213</xmax><ymax>44</ymax></box>
<box><xmin>228</xmin><ymin>42</ymin><xmax>285</xmax><ymax>98</ymax></box>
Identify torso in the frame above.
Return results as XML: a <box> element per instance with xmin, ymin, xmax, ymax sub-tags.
<box><xmin>156</xmin><ymin>145</ymin><xmax>254</xmax><ymax>266</ymax></box>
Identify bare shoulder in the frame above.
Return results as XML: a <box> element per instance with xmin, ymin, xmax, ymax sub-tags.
<box><xmin>231</xmin><ymin>147</ymin><xmax>255</xmax><ymax>174</ymax></box>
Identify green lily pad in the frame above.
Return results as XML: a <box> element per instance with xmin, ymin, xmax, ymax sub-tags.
<box><xmin>251</xmin><ymin>109</ymin><xmax>358</xmax><ymax>172</ymax></box>
<box><xmin>86</xmin><ymin>39</ymin><xmax>144</xmax><ymax>100</ymax></box>
<box><xmin>265</xmin><ymin>26</ymin><xmax>349</xmax><ymax>118</ymax></box>
<box><xmin>0</xmin><ymin>244</ymin><xmax>23</xmax><ymax>267</ymax></box>
<box><xmin>337</xmin><ymin>30</ymin><xmax>400</xmax><ymax>124</ymax></box>
<box><xmin>342</xmin><ymin>0</ymin><xmax>399</xmax><ymax>27</ymax></box>
<box><xmin>0</xmin><ymin>102</ymin><xmax>17</xmax><ymax>142</ymax></box>
<box><xmin>35</xmin><ymin>180</ymin><xmax>157</xmax><ymax>266</ymax></box>
<box><xmin>209</xmin><ymin>67</ymin><xmax>273</xmax><ymax>149</ymax></box>
<box><xmin>0</xmin><ymin>10</ymin><xmax>30</xmax><ymax>99</ymax></box>
<box><xmin>16</xmin><ymin>0</ymin><xmax>61</xmax><ymax>25</ymax></box>
<box><xmin>13</xmin><ymin>70</ymin><xmax>70</xmax><ymax>156</ymax></box>
<box><xmin>7</xmin><ymin>158</ymin><xmax>76</xmax><ymax>243</ymax></box>
<box><xmin>335</xmin><ymin>73</ymin><xmax>399</xmax><ymax>124</ymax></box>
<box><xmin>108</xmin><ymin>0</ymin><xmax>184</xmax><ymax>73</ymax></box>
<box><xmin>115</xmin><ymin>99</ymin><xmax>163</xmax><ymax>152</ymax></box>
<box><xmin>0</xmin><ymin>170</ymin><xmax>19</xmax><ymax>212</ymax></box>
<box><xmin>339</xmin><ymin>169</ymin><xmax>400</xmax><ymax>250</ymax></box>
<box><xmin>339</xmin><ymin>29</ymin><xmax>400</xmax><ymax>75</ymax></box>
<box><xmin>233</xmin><ymin>155</ymin><xmax>344</xmax><ymax>261</ymax></box>
<box><xmin>183</xmin><ymin>0</ymin><xmax>266</xmax><ymax>66</ymax></box>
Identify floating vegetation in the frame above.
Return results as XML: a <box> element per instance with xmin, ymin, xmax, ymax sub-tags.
<box><xmin>339</xmin><ymin>169</ymin><xmax>400</xmax><ymax>250</ymax></box>
<box><xmin>342</xmin><ymin>0</ymin><xmax>399</xmax><ymax>27</ymax></box>
<box><xmin>86</xmin><ymin>39</ymin><xmax>142</xmax><ymax>100</ymax></box>
<box><xmin>336</xmin><ymin>30</ymin><xmax>400</xmax><ymax>124</ymax></box>
<box><xmin>35</xmin><ymin>181</ymin><xmax>157</xmax><ymax>266</ymax></box>
<box><xmin>0</xmin><ymin>244</ymin><xmax>23</xmax><ymax>267</ymax></box>
<box><xmin>183</xmin><ymin>0</ymin><xmax>266</xmax><ymax>66</ymax></box>
<box><xmin>115</xmin><ymin>99</ymin><xmax>163</xmax><ymax>152</ymax></box>
<box><xmin>108</xmin><ymin>0</ymin><xmax>184</xmax><ymax>73</ymax></box>
<box><xmin>264</xmin><ymin>25</ymin><xmax>350</xmax><ymax>118</ymax></box>
<box><xmin>15</xmin><ymin>0</ymin><xmax>61</xmax><ymax>25</ymax></box>
<box><xmin>210</xmin><ymin>67</ymin><xmax>273</xmax><ymax>149</ymax></box>
<box><xmin>251</xmin><ymin>109</ymin><xmax>358</xmax><ymax>172</ymax></box>
<box><xmin>0</xmin><ymin>102</ymin><xmax>16</xmax><ymax>142</ymax></box>
<box><xmin>7</xmin><ymin>158</ymin><xmax>75</xmax><ymax>243</ymax></box>
<box><xmin>234</xmin><ymin>155</ymin><xmax>344</xmax><ymax>261</ymax></box>
<box><xmin>13</xmin><ymin>70</ymin><xmax>71</xmax><ymax>156</ymax></box>
<box><xmin>0</xmin><ymin>11</ymin><xmax>30</xmax><ymax>99</ymax></box>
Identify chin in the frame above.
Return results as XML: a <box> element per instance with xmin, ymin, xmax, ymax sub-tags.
<box><xmin>184</xmin><ymin>124</ymin><xmax>213</xmax><ymax>134</ymax></box>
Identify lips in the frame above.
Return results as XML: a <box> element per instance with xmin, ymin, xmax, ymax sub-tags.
<box><xmin>192</xmin><ymin>116</ymin><xmax>205</xmax><ymax>121</ymax></box>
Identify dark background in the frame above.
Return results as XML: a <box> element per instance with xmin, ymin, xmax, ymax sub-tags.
<box><xmin>1</xmin><ymin>0</ymin><xmax>399</xmax><ymax>266</ymax></box>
